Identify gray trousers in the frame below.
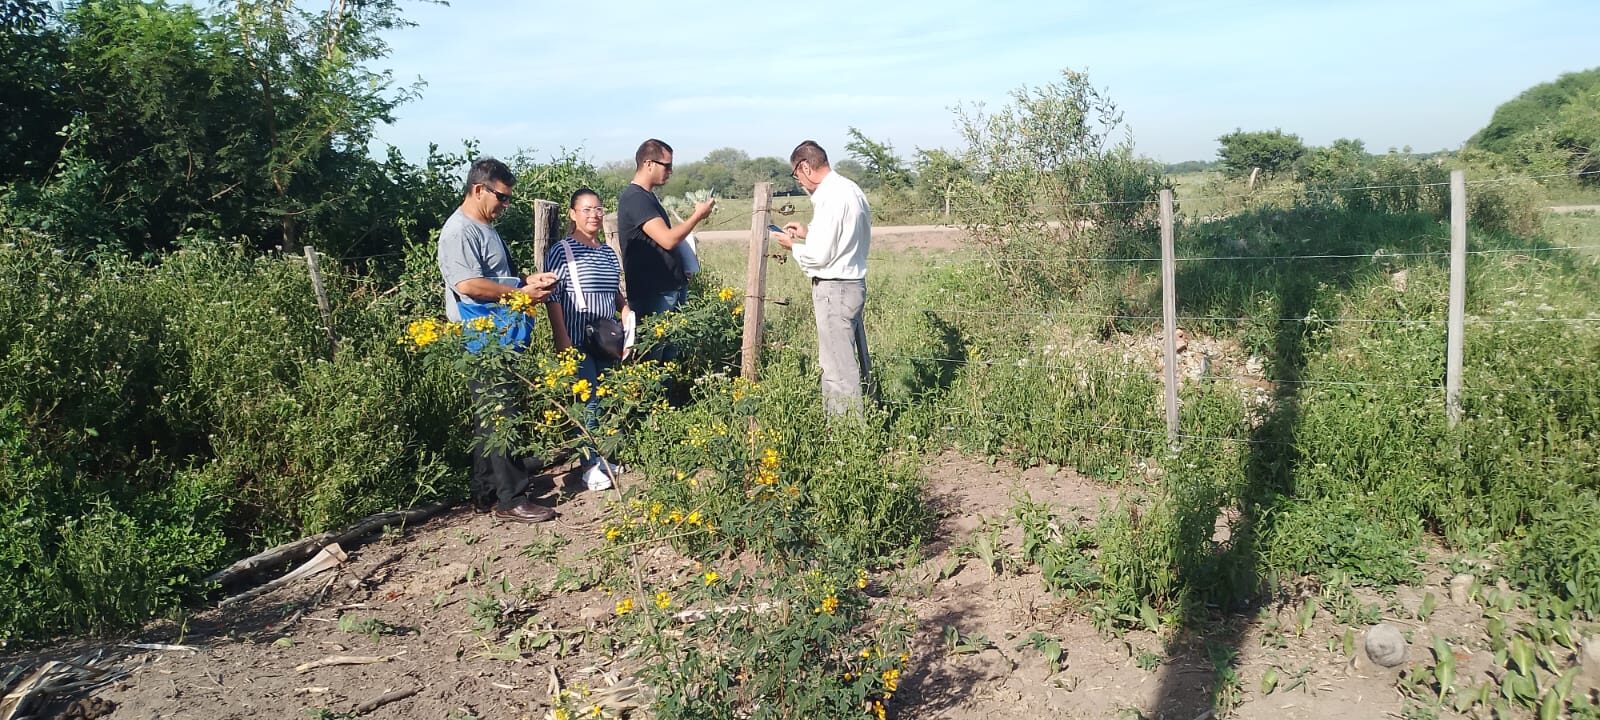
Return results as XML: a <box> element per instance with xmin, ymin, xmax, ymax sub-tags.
<box><xmin>811</xmin><ymin>278</ymin><xmax>872</xmax><ymax>416</ymax></box>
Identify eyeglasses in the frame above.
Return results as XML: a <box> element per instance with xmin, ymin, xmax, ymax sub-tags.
<box><xmin>576</xmin><ymin>207</ymin><xmax>606</xmax><ymax>216</ymax></box>
<box><xmin>790</xmin><ymin>162</ymin><xmax>804</xmax><ymax>179</ymax></box>
<box><xmin>478</xmin><ymin>184</ymin><xmax>513</xmax><ymax>204</ymax></box>
<box><xmin>651</xmin><ymin>159</ymin><xmax>673</xmax><ymax>171</ymax></box>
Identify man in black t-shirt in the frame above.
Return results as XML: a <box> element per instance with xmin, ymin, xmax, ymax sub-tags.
<box><xmin>617</xmin><ymin>138</ymin><xmax>715</xmax><ymax>317</ymax></box>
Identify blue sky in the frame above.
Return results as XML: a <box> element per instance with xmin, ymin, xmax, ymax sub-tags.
<box><xmin>373</xmin><ymin>0</ymin><xmax>1597</xmax><ymax>166</ymax></box>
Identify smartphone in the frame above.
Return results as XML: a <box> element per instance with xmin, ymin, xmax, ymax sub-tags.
<box><xmin>767</xmin><ymin>224</ymin><xmax>786</xmax><ymax>235</ymax></box>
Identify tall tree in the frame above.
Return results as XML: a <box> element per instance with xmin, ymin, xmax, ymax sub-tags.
<box><xmin>1216</xmin><ymin>129</ymin><xmax>1306</xmax><ymax>179</ymax></box>
<box><xmin>844</xmin><ymin>127</ymin><xmax>911</xmax><ymax>189</ymax></box>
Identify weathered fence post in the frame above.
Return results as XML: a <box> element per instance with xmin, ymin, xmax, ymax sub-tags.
<box><xmin>533</xmin><ymin>199</ymin><xmax>558</xmax><ymax>272</ymax></box>
<box><xmin>742</xmin><ymin>182</ymin><xmax>774</xmax><ymax>380</ymax></box>
<box><xmin>1160</xmin><ymin>189</ymin><xmax>1179</xmax><ymax>447</ymax></box>
<box><xmin>603</xmin><ymin>212</ymin><xmax>620</xmax><ymax>260</ymax></box>
<box><xmin>1446</xmin><ymin>170</ymin><xmax>1466</xmax><ymax>426</ymax></box>
<box><xmin>303</xmin><ymin>245</ymin><xmax>338</xmax><ymax>359</ymax></box>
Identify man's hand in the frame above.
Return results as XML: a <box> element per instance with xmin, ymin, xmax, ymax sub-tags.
<box><xmin>771</xmin><ymin>227</ymin><xmax>795</xmax><ymax>249</ymax></box>
<box><xmin>783</xmin><ymin>222</ymin><xmax>808</xmax><ymax>240</ymax></box>
<box><xmin>519</xmin><ymin>271</ymin><xmax>558</xmax><ymax>302</ymax></box>
<box><xmin>692</xmin><ymin>198</ymin><xmax>716</xmax><ymax>219</ymax></box>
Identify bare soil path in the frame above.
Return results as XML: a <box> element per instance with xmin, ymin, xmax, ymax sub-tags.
<box><xmin>9</xmin><ymin>452</ymin><xmax>1505</xmax><ymax>720</ymax></box>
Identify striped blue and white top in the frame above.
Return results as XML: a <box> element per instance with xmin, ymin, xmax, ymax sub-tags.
<box><xmin>545</xmin><ymin>237</ymin><xmax>623</xmax><ymax>349</ymax></box>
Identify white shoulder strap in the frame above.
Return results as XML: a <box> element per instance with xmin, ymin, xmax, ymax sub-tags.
<box><xmin>560</xmin><ymin>239</ymin><xmax>589</xmax><ymax>313</ymax></box>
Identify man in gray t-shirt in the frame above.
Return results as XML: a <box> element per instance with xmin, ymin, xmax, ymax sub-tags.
<box><xmin>435</xmin><ymin>158</ymin><xmax>560</xmax><ymax>523</ymax></box>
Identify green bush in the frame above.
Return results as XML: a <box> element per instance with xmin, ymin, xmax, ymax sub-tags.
<box><xmin>0</xmin><ymin>230</ymin><xmax>467</xmax><ymax>641</ymax></box>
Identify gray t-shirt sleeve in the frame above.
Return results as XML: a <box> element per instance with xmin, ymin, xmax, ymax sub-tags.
<box><xmin>437</xmin><ymin>218</ymin><xmax>487</xmax><ymax>293</ymax></box>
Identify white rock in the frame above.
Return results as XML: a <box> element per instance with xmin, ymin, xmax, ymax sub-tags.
<box><xmin>1582</xmin><ymin>636</ymin><xmax>1600</xmax><ymax>682</ymax></box>
<box><xmin>1449</xmin><ymin>574</ymin><xmax>1475</xmax><ymax>606</ymax></box>
<box><xmin>1365</xmin><ymin>623</ymin><xmax>1408</xmax><ymax>668</ymax></box>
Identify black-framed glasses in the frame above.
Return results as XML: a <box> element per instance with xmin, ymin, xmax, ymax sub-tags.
<box><xmin>478</xmin><ymin>184</ymin><xmax>512</xmax><ymax>203</ymax></box>
<box><xmin>790</xmin><ymin>162</ymin><xmax>804</xmax><ymax>179</ymax></box>
<box><xmin>651</xmin><ymin>159</ymin><xmax>673</xmax><ymax>171</ymax></box>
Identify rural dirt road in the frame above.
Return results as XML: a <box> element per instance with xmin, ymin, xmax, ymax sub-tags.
<box><xmin>697</xmin><ymin>224</ymin><xmax>969</xmax><ymax>252</ymax></box>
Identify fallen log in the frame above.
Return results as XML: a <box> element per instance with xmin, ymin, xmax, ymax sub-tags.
<box><xmin>204</xmin><ymin>502</ymin><xmax>453</xmax><ymax>591</ymax></box>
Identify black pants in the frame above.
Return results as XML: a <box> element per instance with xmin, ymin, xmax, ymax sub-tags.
<box><xmin>468</xmin><ymin>377</ymin><xmax>542</xmax><ymax>509</ymax></box>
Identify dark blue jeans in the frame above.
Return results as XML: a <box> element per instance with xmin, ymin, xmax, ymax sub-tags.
<box><xmin>575</xmin><ymin>352</ymin><xmax>617</xmax><ymax>468</ymax></box>
<box><xmin>633</xmin><ymin>286</ymin><xmax>687</xmax><ymax>316</ymax></box>
<box><xmin>634</xmin><ymin>286</ymin><xmax>687</xmax><ymax>363</ymax></box>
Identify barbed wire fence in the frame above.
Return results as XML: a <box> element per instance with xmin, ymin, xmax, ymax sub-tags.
<box><xmin>721</xmin><ymin>169</ymin><xmax>1597</xmax><ymax>449</ymax></box>
<box><xmin>294</xmin><ymin>167</ymin><xmax>1597</xmax><ymax>452</ymax></box>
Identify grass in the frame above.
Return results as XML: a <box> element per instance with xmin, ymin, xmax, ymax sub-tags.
<box><xmin>6</xmin><ymin>179</ymin><xmax>1599</xmax><ymax>716</ymax></box>
<box><xmin>1542</xmin><ymin>182</ymin><xmax>1600</xmax><ymax>207</ymax></box>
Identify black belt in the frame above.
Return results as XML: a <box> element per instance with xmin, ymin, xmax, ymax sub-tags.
<box><xmin>809</xmin><ymin>277</ymin><xmax>860</xmax><ymax>285</ymax></box>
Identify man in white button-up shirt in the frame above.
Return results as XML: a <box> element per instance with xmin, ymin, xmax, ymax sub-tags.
<box><xmin>772</xmin><ymin>141</ymin><xmax>873</xmax><ymax>415</ymax></box>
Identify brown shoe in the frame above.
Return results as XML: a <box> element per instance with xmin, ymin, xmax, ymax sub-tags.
<box><xmin>492</xmin><ymin>500</ymin><xmax>557</xmax><ymax>523</ymax></box>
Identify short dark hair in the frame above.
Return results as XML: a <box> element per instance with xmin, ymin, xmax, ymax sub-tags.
<box><xmin>568</xmin><ymin>186</ymin><xmax>600</xmax><ymax>209</ymax></box>
<box><xmin>789</xmin><ymin>141</ymin><xmax>829</xmax><ymax>170</ymax></box>
<box><xmin>464</xmin><ymin>157</ymin><xmax>515</xmax><ymax>198</ymax></box>
<box><xmin>635</xmin><ymin>139</ymin><xmax>673</xmax><ymax>169</ymax></box>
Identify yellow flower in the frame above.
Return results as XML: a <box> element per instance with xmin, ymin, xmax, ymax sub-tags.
<box><xmin>882</xmin><ymin>667</ymin><xmax>901</xmax><ymax>693</ymax></box>
<box><xmin>542</xmin><ymin>409</ymin><xmax>562</xmax><ymax>425</ymax></box>
<box><xmin>465</xmin><ymin>316</ymin><xmax>495</xmax><ymax>333</ymax></box>
<box><xmin>594</xmin><ymin>384</ymin><xmax>611</xmax><ymax>398</ymax></box>
<box><xmin>686</xmin><ymin>510</ymin><xmax>702</xmax><ymax>526</ymax></box>
<box><xmin>732</xmin><ymin>303</ymin><xmax>744</xmax><ymax>317</ymax></box>
<box><xmin>872</xmin><ymin>700</ymin><xmax>887</xmax><ymax>720</ymax></box>
<box><xmin>703</xmin><ymin>570</ymin><xmax>719</xmax><ymax>585</ymax></box>
<box><xmin>614</xmin><ymin>597</ymin><xmax>635</xmax><ymax>615</ymax></box>
<box><xmin>899</xmin><ymin>652</ymin><xmax>910</xmax><ymax>665</ymax></box>
<box><xmin>783</xmin><ymin>485</ymin><xmax>799</xmax><ymax>497</ymax></box>
<box><xmin>856</xmin><ymin>568</ymin><xmax>869</xmax><ymax>589</ymax></box>
<box><xmin>653</xmin><ymin>325</ymin><xmax>666</xmax><ymax>338</ymax></box>
<box><xmin>761</xmin><ymin>448</ymin><xmax>780</xmax><ymax>470</ymax></box>
<box><xmin>588</xmin><ymin>704</ymin><xmax>602</xmax><ymax>718</ymax></box>
<box><xmin>571</xmin><ymin>378</ymin><xmax>592</xmax><ymax>402</ymax></box>
<box><xmin>860</xmin><ymin>647</ymin><xmax>875</xmax><ymax>659</ymax></box>
<box><xmin>404</xmin><ymin>319</ymin><xmax>444</xmax><ymax>348</ymax></box>
<box><xmin>604</xmin><ymin>526</ymin><xmax>621</xmax><ymax>541</ymax></box>
<box><xmin>819</xmin><ymin>595</ymin><xmax>838</xmax><ymax>615</ymax></box>
<box><xmin>654</xmin><ymin>591</ymin><xmax>671</xmax><ymax>610</ymax></box>
<box><xmin>554</xmin><ymin>709</ymin><xmax>570</xmax><ymax>720</ymax></box>
<box><xmin>667</xmin><ymin>509</ymin><xmax>685</xmax><ymax>524</ymax></box>
<box><xmin>503</xmin><ymin>292</ymin><xmax>539</xmax><ymax>316</ymax></box>
<box><xmin>718</xmin><ymin>286</ymin><xmax>736</xmax><ymax>302</ymax></box>
<box><xmin>649</xmin><ymin>502</ymin><xmax>663</xmax><ymax>519</ymax></box>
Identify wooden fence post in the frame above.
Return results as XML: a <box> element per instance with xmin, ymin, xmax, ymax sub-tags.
<box><xmin>533</xmin><ymin>200</ymin><xmax>558</xmax><ymax>272</ymax></box>
<box><xmin>303</xmin><ymin>245</ymin><xmax>338</xmax><ymax>359</ymax></box>
<box><xmin>1160</xmin><ymin>189</ymin><xmax>1179</xmax><ymax>447</ymax></box>
<box><xmin>602</xmin><ymin>212</ymin><xmax>620</xmax><ymax>260</ymax></box>
<box><xmin>741</xmin><ymin>182</ymin><xmax>774</xmax><ymax>380</ymax></box>
<box><xmin>1446</xmin><ymin>170</ymin><xmax>1466</xmax><ymax>426</ymax></box>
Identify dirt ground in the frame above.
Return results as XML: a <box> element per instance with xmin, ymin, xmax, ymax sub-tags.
<box><xmin>15</xmin><ymin>449</ymin><xmax>1538</xmax><ymax>720</ymax></box>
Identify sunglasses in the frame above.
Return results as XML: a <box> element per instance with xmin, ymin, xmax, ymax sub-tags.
<box><xmin>651</xmin><ymin>159</ymin><xmax>674</xmax><ymax>171</ymax></box>
<box><xmin>478</xmin><ymin>184</ymin><xmax>513</xmax><ymax>203</ymax></box>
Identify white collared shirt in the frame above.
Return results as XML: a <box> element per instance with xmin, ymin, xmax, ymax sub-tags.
<box><xmin>791</xmin><ymin>170</ymin><xmax>871</xmax><ymax>280</ymax></box>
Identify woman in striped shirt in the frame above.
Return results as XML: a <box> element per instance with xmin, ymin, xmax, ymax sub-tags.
<box><xmin>545</xmin><ymin>187</ymin><xmax>631</xmax><ymax>490</ymax></box>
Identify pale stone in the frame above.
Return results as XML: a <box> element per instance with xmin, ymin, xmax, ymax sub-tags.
<box><xmin>1365</xmin><ymin>623</ymin><xmax>1408</xmax><ymax>668</ymax></box>
<box><xmin>1449</xmin><ymin>574</ymin><xmax>1475</xmax><ymax>606</ymax></box>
